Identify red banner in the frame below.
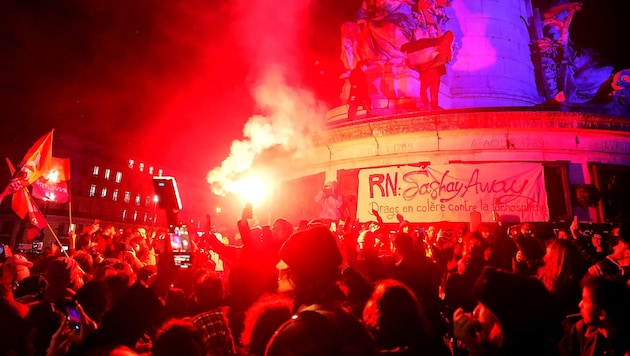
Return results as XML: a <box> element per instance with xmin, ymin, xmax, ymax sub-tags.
<box><xmin>32</xmin><ymin>180</ymin><xmax>69</xmax><ymax>203</ymax></box>
<box><xmin>32</xmin><ymin>157</ymin><xmax>70</xmax><ymax>203</ymax></box>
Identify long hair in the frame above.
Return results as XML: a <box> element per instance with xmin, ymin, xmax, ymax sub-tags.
<box><xmin>363</xmin><ymin>279</ymin><xmax>432</xmax><ymax>351</ymax></box>
<box><xmin>241</xmin><ymin>293</ymin><xmax>293</xmax><ymax>356</ymax></box>
<box><xmin>537</xmin><ymin>239</ymin><xmax>587</xmax><ymax>295</ymax></box>
<box><xmin>153</xmin><ymin>319</ymin><xmax>205</xmax><ymax>356</ymax></box>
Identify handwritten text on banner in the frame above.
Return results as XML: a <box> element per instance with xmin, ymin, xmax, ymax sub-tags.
<box><xmin>357</xmin><ymin>163</ymin><xmax>549</xmax><ymax>223</ymax></box>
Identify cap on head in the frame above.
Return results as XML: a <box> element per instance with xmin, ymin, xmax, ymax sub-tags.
<box><xmin>279</xmin><ymin>226</ymin><xmax>342</xmax><ymax>281</ymax></box>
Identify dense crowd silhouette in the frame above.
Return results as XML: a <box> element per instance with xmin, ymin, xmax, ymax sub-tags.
<box><xmin>1</xmin><ymin>205</ymin><xmax>629</xmax><ymax>356</ymax></box>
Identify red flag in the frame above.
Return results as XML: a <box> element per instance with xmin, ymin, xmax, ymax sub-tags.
<box><xmin>401</xmin><ymin>31</ymin><xmax>454</xmax><ymax>71</ymax></box>
<box><xmin>15</xmin><ymin>130</ymin><xmax>54</xmax><ymax>186</ymax></box>
<box><xmin>0</xmin><ymin>131</ymin><xmax>53</xmax><ymax>240</ymax></box>
<box><xmin>25</xmin><ymin>190</ymin><xmax>47</xmax><ymax>240</ymax></box>
<box><xmin>11</xmin><ymin>185</ymin><xmax>28</xmax><ymax>219</ymax></box>
<box><xmin>32</xmin><ymin>157</ymin><xmax>70</xmax><ymax>203</ymax></box>
<box><xmin>12</xmin><ymin>188</ymin><xmax>48</xmax><ymax>240</ymax></box>
<box><xmin>1</xmin><ymin>130</ymin><xmax>54</xmax><ymax>206</ymax></box>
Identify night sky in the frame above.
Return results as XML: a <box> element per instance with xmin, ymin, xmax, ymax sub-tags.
<box><xmin>0</xmin><ymin>0</ymin><xmax>627</xmax><ymax>178</ymax></box>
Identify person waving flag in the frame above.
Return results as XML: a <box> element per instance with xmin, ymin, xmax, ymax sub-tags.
<box><xmin>1</xmin><ymin>130</ymin><xmax>54</xmax><ymax>239</ymax></box>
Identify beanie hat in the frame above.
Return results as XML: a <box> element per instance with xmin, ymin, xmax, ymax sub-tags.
<box><xmin>279</xmin><ymin>226</ymin><xmax>342</xmax><ymax>281</ymax></box>
<box><xmin>473</xmin><ymin>267</ymin><xmax>553</xmax><ymax>333</ymax></box>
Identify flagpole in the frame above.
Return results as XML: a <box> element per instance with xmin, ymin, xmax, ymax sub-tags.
<box><xmin>21</xmin><ymin>187</ymin><xmax>70</xmax><ymax>258</ymax></box>
<box><xmin>45</xmin><ymin>219</ymin><xmax>70</xmax><ymax>258</ymax></box>
<box><xmin>1</xmin><ymin>157</ymin><xmax>18</xmax><ymax>202</ymax></box>
<box><xmin>67</xmin><ymin>177</ymin><xmax>73</xmax><ymax>235</ymax></box>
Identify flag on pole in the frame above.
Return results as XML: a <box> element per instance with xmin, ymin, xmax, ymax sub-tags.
<box><xmin>32</xmin><ymin>157</ymin><xmax>70</xmax><ymax>203</ymax></box>
<box><xmin>5</xmin><ymin>162</ymin><xmax>49</xmax><ymax>241</ymax></box>
<box><xmin>12</xmin><ymin>187</ymin><xmax>48</xmax><ymax>240</ymax></box>
<box><xmin>14</xmin><ymin>130</ymin><xmax>54</xmax><ymax>186</ymax></box>
<box><xmin>0</xmin><ymin>130</ymin><xmax>54</xmax><ymax>240</ymax></box>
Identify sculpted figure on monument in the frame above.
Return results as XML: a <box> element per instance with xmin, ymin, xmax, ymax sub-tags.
<box><xmin>355</xmin><ymin>0</ymin><xmax>418</xmax><ymax>63</ymax></box>
<box><xmin>535</xmin><ymin>1</ymin><xmax>615</xmax><ymax>104</ymax></box>
<box><xmin>340</xmin><ymin>0</ymin><xmax>452</xmax><ymax>108</ymax></box>
<box><xmin>610</xmin><ymin>69</ymin><xmax>630</xmax><ymax>114</ymax></box>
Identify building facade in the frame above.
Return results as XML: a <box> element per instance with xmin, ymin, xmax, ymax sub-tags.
<box><xmin>0</xmin><ymin>132</ymin><xmax>211</xmax><ymax>252</ymax></box>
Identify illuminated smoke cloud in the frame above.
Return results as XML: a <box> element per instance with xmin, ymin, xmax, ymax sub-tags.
<box><xmin>206</xmin><ymin>0</ymin><xmax>327</xmax><ymax>196</ymax></box>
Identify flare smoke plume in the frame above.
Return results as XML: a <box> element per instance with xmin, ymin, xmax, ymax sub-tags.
<box><xmin>206</xmin><ymin>0</ymin><xmax>327</xmax><ymax>196</ymax></box>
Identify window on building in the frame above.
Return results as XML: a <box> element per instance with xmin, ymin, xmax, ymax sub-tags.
<box><xmin>543</xmin><ymin>162</ymin><xmax>572</xmax><ymax>221</ymax></box>
<box><xmin>145</xmin><ymin>196</ymin><xmax>152</xmax><ymax>207</ymax></box>
<box><xmin>158</xmin><ymin>169</ymin><xmax>163</xmax><ymax>176</ymax></box>
<box><xmin>124</xmin><ymin>191</ymin><xmax>130</xmax><ymax>204</ymax></box>
<box><xmin>112</xmin><ymin>189</ymin><xmax>119</xmax><ymax>201</ymax></box>
<box><xmin>122</xmin><ymin>209</ymin><xmax>127</xmax><ymax>221</ymax></box>
<box><xmin>128</xmin><ymin>159</ymin><xmax>134</xmax><ymax>169</ymax></box>
<box><xmin>133</xmin><ymin>211</ymin><xmax>138</xmax><ymax>222</ymax></box>
<box><xmin>143</xmin><ymin>213</ymin><xmax>148</xmax><ymax>223</ymax></box>
<box><xmin>101</xmin><ymin>187</ymin><xmax>107</xmax><ymax>198</ymax></box>
<box><xmin>139</xmin><ymin>163</ymin><xmax>144</xmax><ymax>172</ymax></box>
<box><xmin>92</xmin><ymin>166</ymin><xmax>100</xmax><ymax>176</ymax></box>
<box><xmin>149</xmin><ymin>166</ymin><xmax>154</xmax><ymax>175</ymax></box>
<box><xmin>590</xmin><ymin>163</ymin><xmax>630</xmax><ymax>222</ymax></box>
<box><xmin>115</xmin><ymin>171</ymin><xmax>122</xmax><ymax>183</ymax></box>
<box><xmin>104</xmin><ymin>168</ymin><xmax>111</xmax><ymax>180</ymax></box>
<box><xmin>89</xmin><ymin>184</ymin><xmax>96</xmax><ymax>197</ymax></box>
<box><xmin>135</xmin><ymin>194</ymin><xmax>141</xmax><ymax>206</ymax></box>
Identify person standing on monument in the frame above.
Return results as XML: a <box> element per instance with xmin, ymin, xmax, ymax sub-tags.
<box><xmin>347</xmin><ymin>61</ymin><xmax>372</xmax><ymax>120</ymax></box>
<box><xmin>402</xmin><ymin>31</ymin><xmax>454</xmax><ymax>110</ymax></box>
<box><xmin>314</xmin><ymin>181</ymin><xmax>344</xmax><ymax>223</ymax></box>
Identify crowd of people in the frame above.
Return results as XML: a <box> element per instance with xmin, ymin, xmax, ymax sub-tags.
<box><xmin>1</xmin><ymin>206</ymin><xmax>629</xmax><ymax>355</ymax></box>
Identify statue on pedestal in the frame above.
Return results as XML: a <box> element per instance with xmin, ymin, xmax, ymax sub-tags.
<box><xmin>339</xmin><ymin>0</ymin><xmax>452</xmax><ymax>111</ymax></box>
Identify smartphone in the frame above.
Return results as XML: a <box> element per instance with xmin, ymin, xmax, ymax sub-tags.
<box><xmin>65</xmin><ymin>305</ymin><xmax>81</xmax><ymax>331</ymax></box>
<box><xmin>181</xmin><ymin>229</ymin><xmax>191</xmax><ymax>251</ymax></box>
<box><xmin>169</xmin><ymin>226</ymin><xmax>191</xmax><ymax>252</ymax></box>
<box><xmin>169</xmin><ymin>231</ymin><xmax>183</xmax><ymax>251</ymax></box>
<box><xmin>173</xmin><ymin>252</ymin><xmax>193</xmax><ymax>269</ymax></box>
<box><xmin>32</xmin><ymin>241</ymin><xmax>44</xmax><ymax>253</ymax></box>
